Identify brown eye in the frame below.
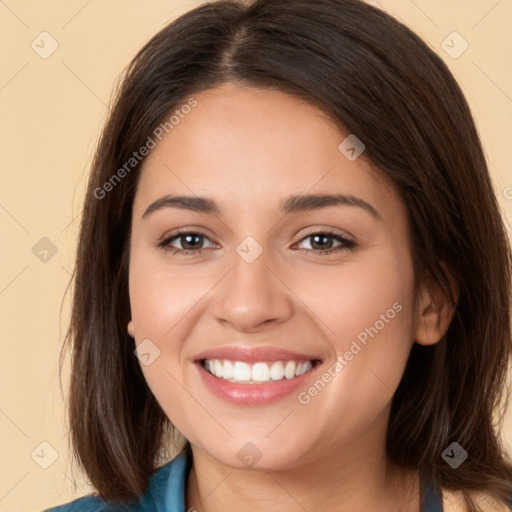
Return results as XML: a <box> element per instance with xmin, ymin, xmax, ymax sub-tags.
<box><xmin>295</xmin><ymin>232</ymin><xmax>356</xmax><ymax>255</ymax></box>
<box><xmin>157</xmin><ymin>230</ymin><xmax>216</xmax><ymax>255</ymax></box>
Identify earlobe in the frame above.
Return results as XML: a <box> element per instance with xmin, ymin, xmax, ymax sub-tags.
<box><xmin>413</xmin><ymin>274</ymin><xmax>459</xmax><ymax>346</ymax></box>
<box><xmin>127</xmin><ymin>320</ymin><xmax>135</xmax><ymax>338</ymax></box>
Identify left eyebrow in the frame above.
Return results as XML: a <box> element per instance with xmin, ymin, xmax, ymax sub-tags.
<box><xmin>142</xmin><ymin>193</ymin><xmax>382</xmax><ymax>222</ymax></box>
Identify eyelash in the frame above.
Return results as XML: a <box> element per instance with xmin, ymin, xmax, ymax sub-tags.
<box><xmin>155</xmin><ymin>228</ymin><xmax>357</xmax><ymax>256</ymax></box>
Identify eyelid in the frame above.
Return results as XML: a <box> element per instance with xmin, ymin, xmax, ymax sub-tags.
<box><xmin>296</xmin><ymin>225</ymin><xmax>355</xmax><ymax>241</ymax></box>
<box><xmin>157</xmin><ymin>226</ymin><xmax>216</xmax><ymax>243</ymax></box>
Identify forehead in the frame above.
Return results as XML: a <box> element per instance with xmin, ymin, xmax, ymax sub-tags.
<box><xmin>133</xmin><ymin>83</ymin><xmax>402</xmax><ymax>224</ymax></box>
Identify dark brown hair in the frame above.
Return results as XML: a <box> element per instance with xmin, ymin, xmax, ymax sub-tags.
<box><xmin>60</xmin><ymin>0</ymin><xmax>512</xmax><ymax>509</ymax></box>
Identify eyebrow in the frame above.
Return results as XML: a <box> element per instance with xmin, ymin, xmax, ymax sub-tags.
<box><xmin>142</xmin><ymin>193</ymin><xmax>382</xmax><ymax>221</ymax></box>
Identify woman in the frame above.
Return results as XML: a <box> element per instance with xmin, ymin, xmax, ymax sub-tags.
<box><xmin>47</xmin><ymin>0</ymin><xmax>512</xmax><ymax>511</ymax></box>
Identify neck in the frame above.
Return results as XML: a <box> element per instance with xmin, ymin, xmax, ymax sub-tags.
<box><xmin>185</xmin><ymin>415</ymin><xmax>421</xmax><ymax>512</ymax></box>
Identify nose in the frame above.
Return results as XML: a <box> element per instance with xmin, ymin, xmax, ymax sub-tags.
<box><xmin>211</xmin><ymin>246</ymin><xmax>294</xmax><ymax>333</ymax></box>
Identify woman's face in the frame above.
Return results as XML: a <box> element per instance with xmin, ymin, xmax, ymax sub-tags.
<box><xmin>128</xmin><ymin>83</ymin><xmax>421</xmax><ymax>470</ymax></box>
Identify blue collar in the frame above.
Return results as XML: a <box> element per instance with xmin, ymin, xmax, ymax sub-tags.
<box><xmin>421</xmin><ymin>476</ymin><xmax>443</xmax><ymax>512</ymax></box>
<box><xmin>140</xmin><ymin>450</ymin><xmax>189</xmax><ymax>512</ymax></box>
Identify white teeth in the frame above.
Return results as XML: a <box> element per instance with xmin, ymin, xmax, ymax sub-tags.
<box><xmin>223</xmin><ymin>360</ymin><xmax>234</xmax><ymax>379</ymax></box>
<box><xmin>252</xmin><ymin>362</ymin><xmax>270</xmax><ymax>382</ymax></box>
<box><xmin>204</xmin><ymin>359</ymin><xmax>316</xmax><ymax>384</ymax></box>
<box><xmin>214</xmin><ymin>359</ymin><xmax>223</xmax><ymax>378</ymax></box>
<box><xmin>270</xmin><ymin>361</ymin><xmax>285</xmax><ymax>380</ymax></box>
<box><xmin>296</xmin><ymin>360</ymin><xmax>313</xmax><ymax>376</ymax></box>
<box><xmin>285</xmin><ymin>361</ymin><xmax>296</xmax><ymax>379</ymax></box>
<box><xmin>233</xmin><ymin>361</ymin><xmax>251</xmax><ymax>382</ymax></box>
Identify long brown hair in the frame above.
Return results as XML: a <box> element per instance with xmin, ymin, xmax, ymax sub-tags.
<box><xmin>59</xmin><ymin>0</ymin><xmax>512</xmax><ymax>509</ymax></box>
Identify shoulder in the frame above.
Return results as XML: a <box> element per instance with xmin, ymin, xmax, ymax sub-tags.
<box><xmin>442</xmin><ymin>488</ymin><xmax>512</xmax><ymax>512</ymax></box>
<box><xmin>43</xmin><ymin>451</ymin><xmax>189</xmax><ymax>512</ymax></box>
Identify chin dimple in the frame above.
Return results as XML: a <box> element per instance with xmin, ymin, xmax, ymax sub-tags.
<box><xmin>202</xmin><ymin>359</ymin><xmax>314</xmax><ymax>384</ymax></box>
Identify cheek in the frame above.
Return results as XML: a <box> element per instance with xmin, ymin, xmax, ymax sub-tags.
<box><xmin>298</xmin><ymin>247</ymin><xmax>417</xmax><ymax>423</ymax></box>
<box><xmin>128</xmin><ymin>245</ymin><xmax>210</xmax><ymax>339</ymax></box>
<box><xmin>128</xmin><ymin>250</ymin><xmax>218</xmax><ymax>430</ymax></box>
<box><xmin>128</xmin><ymin>254</ymin><xmax>199</xmax><ymax>436</ymax></box>
<box><xmin>294</xmin><ymin>244</ymin><xmax>415</xmax><ymax>352</ymax></box>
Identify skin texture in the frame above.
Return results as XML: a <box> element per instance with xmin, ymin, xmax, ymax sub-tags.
<box><xmin>127</xmin><ymin>83</ymin><xmax>457</xmax><ymax>512</ymax></box>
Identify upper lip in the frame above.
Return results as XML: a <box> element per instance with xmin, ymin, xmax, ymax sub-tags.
<box><xmin>194</xmin><ymin>346</ymin><xmax>322</xmax><ymax>364</ymax></box>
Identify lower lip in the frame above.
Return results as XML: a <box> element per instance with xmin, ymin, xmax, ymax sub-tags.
<box><xmin>195</xmin><ymin>361</ymin><xmax>321</xmax><ymax>406</ymax></box>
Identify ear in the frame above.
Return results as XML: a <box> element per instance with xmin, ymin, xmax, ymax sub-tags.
<box><xmin>127</xmin><ymin>320</ymin><xmax>135</xmax><ymax>338</ymax></box>
<box><xmin>413</xmin><ymin>269</ymin><xmax>459</xmax><ymax>346</ymax></box>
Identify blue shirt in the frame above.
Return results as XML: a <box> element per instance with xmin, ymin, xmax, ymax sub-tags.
<box><xmin>42</xmin><ymin>451</ymin><xmax>450</xmax><ymax>512</ymax></box>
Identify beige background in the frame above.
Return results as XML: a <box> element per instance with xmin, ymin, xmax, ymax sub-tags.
<box><xmin>0</xmin><ymin>0</ymin><xmax>511</xmax><ymax>510</ymax></box>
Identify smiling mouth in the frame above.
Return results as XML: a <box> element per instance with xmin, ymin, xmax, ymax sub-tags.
<box><xmin>201</xmin><ymin>358</ymin><xmax>321</xmax><ymax>384</ymax></box>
